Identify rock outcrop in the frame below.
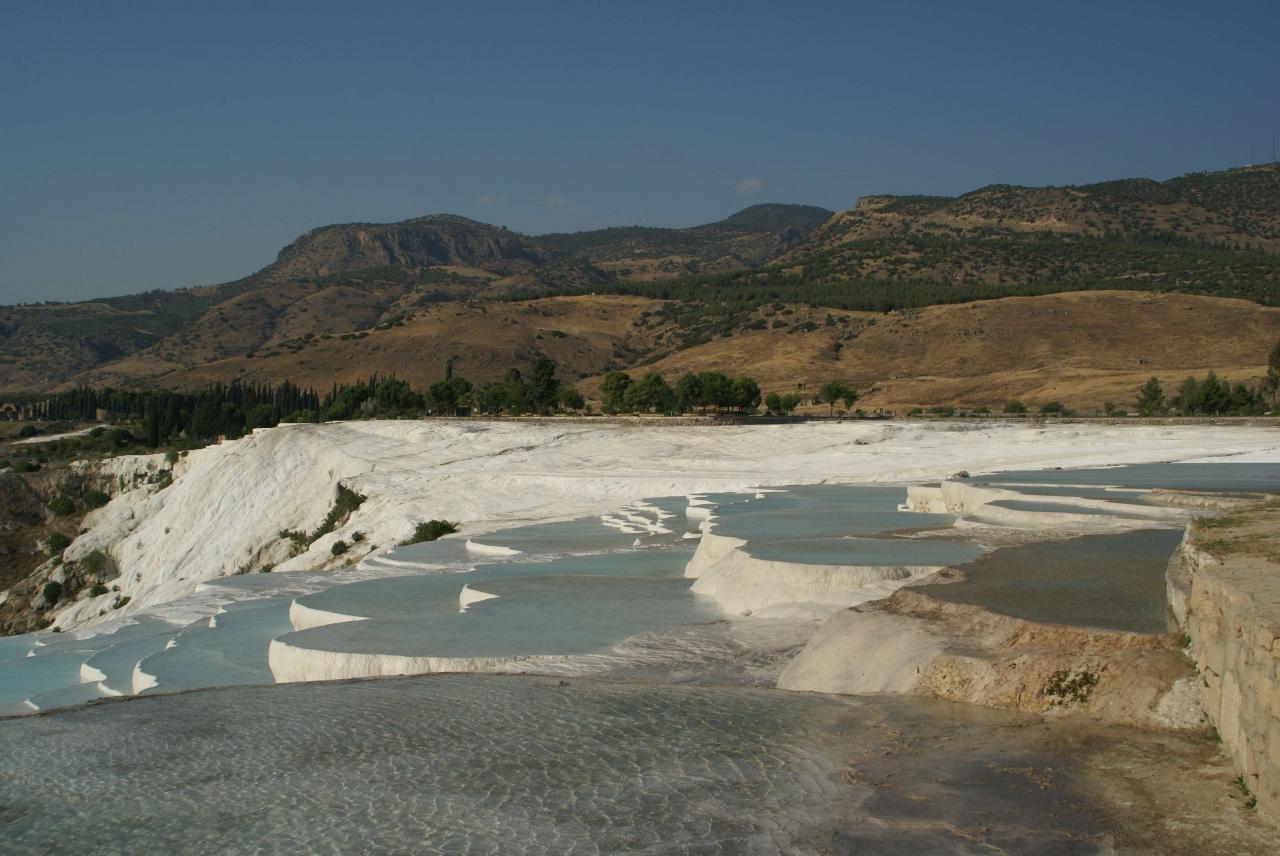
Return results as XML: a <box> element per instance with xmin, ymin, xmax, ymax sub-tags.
<box><xmin>1171</xmin><ymin>503</ymin><xmax>1280</xmax><ymax>821</ymax></box>
<box><xmin>778</xmin><ymin>588</ymin><xmax>1199</xmax><ymax>729</ymax></box>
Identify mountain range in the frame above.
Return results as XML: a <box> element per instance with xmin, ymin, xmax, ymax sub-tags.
<box><xmin>1</xmin><ymin>164</ymin><xmax>1278</xmax><ymax>410</ymax></box>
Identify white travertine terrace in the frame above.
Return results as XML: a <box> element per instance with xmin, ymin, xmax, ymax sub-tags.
<box><xmin>42</xmin><ymin>419</ymin><xmax>1279</xmax><ymax>635</ymax></box>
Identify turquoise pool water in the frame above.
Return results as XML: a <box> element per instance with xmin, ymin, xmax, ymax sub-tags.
<box><xmin>746</xmin><ymin>536</ymin><xmax>985</xmax><ymax>567</ymax></box>
<box><xmin>978</xmin><ymin>463</ymin><xmax>1280</xmax><ymax>493</ymax></box>
<box><xmin>1</xmin><ymin>466</ymin><xmax>1261</xmax><ymax>712</ymax></box>
<box><xmin>712</xmin><ymin>485</ymin><xmax>956</xmax><ymax>542</ymax></box>
<box><xmin>988</xmin><ymin>499</ymin><xmax>1171</xmax><ymax>520</ymax></box>
<box><xmin>136</xmin><ymin>599</ymin><xmax>293</xmax><ymax>693</ymax></box>
<box><xmin>279</xmin><ymin>576</ymin><xmax>720</xmax><ymax>661</ymax></box>
<box><xmin>914</xmin><ymin>528</ymin><xmax>1183</xmax><ymax>633</ymax></box>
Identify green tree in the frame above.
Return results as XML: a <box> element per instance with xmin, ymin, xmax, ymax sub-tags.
<box><xmin>556</xmin><ymin>385</ymin><xmax>585</xmax><ymax>412</ymax></box>
<box><xmin>697</xmin><ymin>372</ymin><xmax>733</xmax><ymax>411</ymax></box>
<box><xmin>246</xmin><ymin>403</ymin><xmax>281</xmax><ymax>429</ymax></box>
<box><xmin>1002</xmin><ymin>400</ymin><xmax>1027</xmax><ymax>414</ymax></box>
<box><xmin>600</xmin><ymin>371</ymin><xmax>633</xmax><ymax>413</ymax></box>
<box><xmin>818</xmin><ymin>381</ymin><xmax>850</xmax><ymax>416</ymax></box>
<box><xmin>1264</xmin><ymin>341</ymin><xmax>1280</xmax><ymax>408</ymax></box>
<box><xmin>624</xmin><ymin>373</ymin><xmax>676</xmax><ymax>413</ymax></box>
<box><xmin>839</xmin><ymin>386</ymin><xmax>858</xmax><ymax>411</ymax></box>
<box><xmin>674</xmin><ymin>373</ymin><xmax>702</xmax><ymax>413</ymax></box>
<box><xmin>1134</xmin><ymin>377</ymin><xmax>1166</xmax><ymax>416</ymax></box>
<box><xmin>764</xmin><ymin>391</ymin><xmax>782</xmax><ymax>414</ymax></box>
<box><xmin>527</xmin><ymin>354</ymin><xmax>559</xmax><ymax>415</ymax></box>
<box><xmin>729</xmin><ymin>377</ymin><xmax>761</xmax><ymax>413</ymax></box>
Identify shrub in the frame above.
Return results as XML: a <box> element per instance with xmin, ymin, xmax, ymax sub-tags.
<box><xmin>312</xmin><ymin>484</ymin><xmax>366</xmax><ymax>542</ymax></box>
<box><xmin>81</xmin><ymin>550</ymin><xmax>108</xmax><ymax>577</ymax></box>
<box><xmin>87</xmin><ymin>583</ymin><xmax>108</xmax><ymax>597</ymax></box>
<box><xmin>351</xmin><ymin>531</ymin><xmax>365</xmax><ymax>543</ymax></box>
<box><xmin>111</xmin><ymin>595</ymin><xmax>131</xmax><ymax>610</ymax></box>
<box><xmin>927</xmin><ymin>405</ymin><xmax>955</xmax><ymax>417</ymax></box>
<box><xmin>1039</xmin><ymin>401</ymin><xmax>1067</xmax><ymax>415</ymax></box>
<box><xmin>402</xmin><ymin>520</ymin><xmax>458</xmax><ymax>546</ymax></box>
<box><xmin>82</xmin><ymin>489</ymin><xmax>109</xmax><ymax>510</ymax></box>
<box><xmin>48</xmin><ymin>496</ymin><xmax>77</xmax><ymax>516</ymax></box>
<box><xmin>47</xmin><ymin>532</ymin><xmax>72</xmax><ymax>554</ymax></box>
<box><xmin>1002</xmin><ymin>400</ymin><xmax>1027</xmax><ymax>414</ymax></box>
<box><xmin>41</xmin><ymin>581</ymin><xmax>63</xmax><ymax>604</ymax></box>
<box><xmin>331</xmin><ymin>540</ymin><xmax>349</xmax><ymax>556</ymax></box>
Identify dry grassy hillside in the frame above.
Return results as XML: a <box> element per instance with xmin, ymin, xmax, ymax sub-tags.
<box><xmin>73</xmin><ymin>296</ymin><xmax>671</xmax><ymax>391</ymax></box>
<box><xmin>580</xmin><ymin>291</ymin><xmax>1280</xmax><ymax>413</ymax></box>
<box><xmin>67</xmin><ymin>289</ymin><xmax>1280</xmax><ymax>415</ymax></box>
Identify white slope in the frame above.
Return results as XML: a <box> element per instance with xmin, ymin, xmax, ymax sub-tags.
<box><xmin>48</xmin><ymin>419</ymin><xmax>1280</xmax><ymax>631</ymax></box>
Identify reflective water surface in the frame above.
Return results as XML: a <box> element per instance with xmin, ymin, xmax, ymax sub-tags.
<box><xmin>0</xmin><ymin>674</ymin><xmax>1119</xmax><ymax>855</ymax></box>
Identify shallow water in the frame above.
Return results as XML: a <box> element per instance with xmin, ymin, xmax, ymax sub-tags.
<box><xmin>978</xmin><ymin>462</ymin><xmax>1280</xmax><ymax>493</ymax></box>
<box><xmin>280</xmin><ymin>576</ymin><xmax>719</xmax><ymax>660</ymax></box>
<box><xmin>914</xmin><ymin>528</ymin><xmax>1183</xmax><ymax>633</ymax></box>
<box><xmin>988</xmin><ymin>499</ymin><xmax>1170</xmax><ymax>520</ymax></box>
<box><xmin>136</xmin><ymin>599</ymin><xmax>293</xmax><ymax>693</ymax></box>
<box><xmin>712</xmin><ymin>485</ymin><xmax>956</xmax><ymax>541</ymax></box>
<box><xmin>0</xmin><ymin>674</ymin><xmax>1118</xmax><ymax>855</ymax></box>
<box><xmin>746</xmin><ymin>536</ymin><xmax>984</xmax><ymax>567</ymax></box>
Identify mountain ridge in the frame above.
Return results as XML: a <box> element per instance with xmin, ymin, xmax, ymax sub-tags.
<box><xmin>1</xmin><ymin>163</ymin><xmax>1278</xmax><ymax>395</ymax></box>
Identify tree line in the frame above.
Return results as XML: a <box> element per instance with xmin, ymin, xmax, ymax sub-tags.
<box><xmin>22</xmin><ymin>356</ymin><xmax>591</xmax><ymax>449</ymax></box>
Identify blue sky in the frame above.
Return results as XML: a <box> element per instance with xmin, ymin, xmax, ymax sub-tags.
<box><xmin>2</xmin><ymin>1</ymin><xmax>1277</xmax><ymax>302</ymax></box>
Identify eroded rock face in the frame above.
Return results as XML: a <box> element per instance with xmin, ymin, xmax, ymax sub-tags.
<box><xmin>270</xmin><ymin>215</ymin><xmax>545</xmax><ymax>279</ymax></box>
<box><xmin>1174</xmin><ymin>511</ymin><xmax>1280</xmax><ymax>821</ymax></box>
<box><xmin>779</xmin><ymin>589</ymin><xmax>1199</xmax><ymax>730</ymax></box>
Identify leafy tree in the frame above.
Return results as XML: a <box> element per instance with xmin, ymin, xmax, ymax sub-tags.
<box><xmin>475</xmin><ymin>382</ymin><xmax>510</xmax><ymax>415</ymax></box>
<box><xmin>556</xmin><ymin>385</ymin><xmax>585</xmax><ymax>412</ymax></box>
<box><xmin>697</xmin><ymin>372</ymin><xmax>733</xmax><ymax>411</ymax></box>
<box><xmin>600</xmin><ymin>371</ymin><xmax>633</xmax><ymax>413</ymax></box>
<box><xmin>764</xmin><ymin>392</ymin><xmax>782</xmax><ymax>414</ymax></box>
<box><xmin>47</xmin><ymin>532</ymin><xmax>71</xmax><ymax>554</ymax></box>
<box><xmin>817</xmin><ymin>381</ymin><xmax>851</xmax><ymax>416</ymax></box>
<box><xmin>779</xmin><ymin>392</ymin><xmax>803</xmax><ymax>414</ymax></box>
<box><xmin>375</xmin><ymin>376</ymin><xmax>426</xmax><ymax>414</ymax></box>
<box><xmin>503</xmin><ymin>368</ymin><xmax>530</xmax><ymax>413</ymax></box>
<box><xmin>1039</xmin><ymin>401</ymin><xmax>1067</xmax><ymax>415</ymax></box>
<box><xmin>41</xmin><ymin>581</ymin><xmax>62</xmax><ymax>605</ymax></box>
<box><xmin>729</xmin><ymin>377</ymin><xmax>761</xmax><ymax>412</ymax></box>
<box><xmin>839</xmin><ymin>386</ymin><xmax>858</xmax><ymax>411</ymax></box>
<box><xmin>1134</xmin><ymin>377</ymin><xmax>1166</xmax><ymax>416</ymax></box>
<box><xmin>674</xmin><ymin>373</ymin><xmax>702</xmax><ymax>412</ymax></box>
<box><xmin>527</xmin><ymin>353</ymin><xmax>559</xmax><ymax>414</ymax></box>
<box><xmin>624</xmin><ymin>373</ymin><xmax>676</xmax><ymax>413</ymax></box>
<box><xmin>1264</xmin><ymin>340</ymin><xmax>1280</xmax><ymax>407</ymax></box>
<box><xmin>1002</xmin><ymin>400</ymin><xmax>1027</xmax><ymax>414</ymax></box>
<box><xmin>246</xmin><ymin>403</ymin><xmax>281</xmax><ymax>429</ymax></box>
<box><xmin>427</xmin><ymin>377</ymin><xmax>471</xmax><ymax>415</ymax></box>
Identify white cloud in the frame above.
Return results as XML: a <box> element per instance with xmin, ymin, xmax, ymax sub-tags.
<box><xmin>735</xmin><ymin>176</ymin><xmax>764</xmax><ymax>193</ymax></box>
<box><xmin>542</xmin><ymin>195</ymin><xmax>573</xmax><ymax>206</ymax></box>
<box><xmin>477</xmin><ymin>194</ymin><xmax>507</xmax><ymax>206</ymax></box>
